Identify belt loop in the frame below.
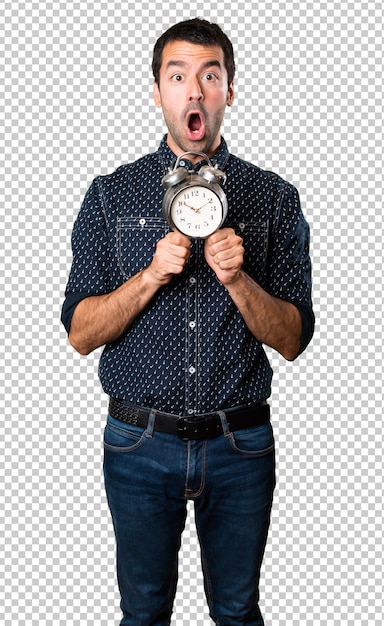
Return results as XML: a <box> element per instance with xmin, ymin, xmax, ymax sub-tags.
<box><xmin>146</xmin><ymin>410</ymin><xmax>157</xmax><ymax>438</ymax></box>
<box><xmin>218</xmin><ymin>410</ymin><xmax>231</xmax><ymax>437</ymax></box>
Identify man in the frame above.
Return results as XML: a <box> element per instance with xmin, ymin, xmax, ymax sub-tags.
<box><xmin>62</xmin><ymin>18</ymin><xmax>314</xmax><ymax>626</ymax></box>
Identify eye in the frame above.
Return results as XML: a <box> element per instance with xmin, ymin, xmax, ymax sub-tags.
<box><xmin>171</xmin><ymin>74</ymin><xmax>184</xmax><ymax>82</ymax></box>
<box><xmin>203</xmin><ymin>72</ymin><xmax>219</xmax><ymax>82</ymax></box>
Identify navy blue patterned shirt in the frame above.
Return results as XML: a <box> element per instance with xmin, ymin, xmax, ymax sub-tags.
<box><xmin>62</xmin><ymin>136</ymin><xmax>314</xmax><ymax>414</ymax></box>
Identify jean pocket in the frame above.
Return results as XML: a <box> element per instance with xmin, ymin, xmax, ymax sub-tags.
<box><xmin>103</xmin><ymin>416</ymin><xmax>147</xmax><ymax>452</ymax></box>
<box><xmin>228</xmin><ymin>421</ymin><xmax>275</xmax><ymax>457</ymax></box>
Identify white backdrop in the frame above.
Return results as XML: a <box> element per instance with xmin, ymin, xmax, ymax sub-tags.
<box><xmin>1</xmin><ymin>1</ymin><xmax>383</xmax><ymax>624</ymax></box>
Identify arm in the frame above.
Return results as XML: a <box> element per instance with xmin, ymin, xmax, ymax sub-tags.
<box><xmin>224</xmin><ymin>270</ymin><xmax>301</xmax><ymax>361</ymax></box>
<box><xmin>68</xmin><ymin>232</ymin><xmax>191</xmax><ymax>355</ymax></box>
<box><xmin>204</xmin><ymin>228</ymin><xmax>302</xmax><ymax>361</ymax></box>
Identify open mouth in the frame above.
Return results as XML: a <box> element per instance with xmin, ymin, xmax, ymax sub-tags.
<box><xmin>187</xmin><ymin>112</ymin><xmax>205</xmax><ymax>140</ymax></box>
<box><xmin>189</xmin><ymin>113</ymin><xmax>202</xmax><ymax>132</ymax></box>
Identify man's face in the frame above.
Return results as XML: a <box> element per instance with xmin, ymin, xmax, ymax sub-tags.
<box><xmin>153</xmin><ymin>41</ymin><xmax>234</xmax><ymax>162</ymax></box>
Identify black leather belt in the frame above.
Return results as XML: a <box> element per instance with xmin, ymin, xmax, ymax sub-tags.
<box><xmin>108</xmin><ymin>397</ymin><xmax>270</xmax><ymax>440</ymax></box>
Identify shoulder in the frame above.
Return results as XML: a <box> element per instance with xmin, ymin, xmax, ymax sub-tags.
<box><xmin>226</xmin><ymin>153</ymin><xmax>298</xmax><ymax>211</ymax></box>
<box><xmin>88</xmin><ymin>151</ymin><xmax>163</xmax><ymax>214</ymax></box>
<box><xmin>95</xmin><ymin>151</ymin><xmax>159</xmax><ymax>189</ymax></box>
<box><xmin>227</xmin><ymin>153</ymin><xmax>295</xmax><ymax>193</ymax></box>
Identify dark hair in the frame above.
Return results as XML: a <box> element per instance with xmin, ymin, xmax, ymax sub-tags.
<box><xmin>152</xmin><ymin>18</ymin><xmax>235</xmax><ymax>87</ymax></box>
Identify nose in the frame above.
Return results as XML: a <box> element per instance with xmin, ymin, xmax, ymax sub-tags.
<box><xmin>188</xmin><ymin>76</ymin><xmax>203</xmax><ymax>102</ymax></box>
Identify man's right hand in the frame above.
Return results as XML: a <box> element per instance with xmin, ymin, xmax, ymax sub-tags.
<box><xmin>145</xmin><ymin>231</ymin><xmax>191</xmax><ymax>286</ymax></box>
<box><xmin>68</xmin><ymin>232</ymin><xmax>191</xmax><ymax>355</ymax></box>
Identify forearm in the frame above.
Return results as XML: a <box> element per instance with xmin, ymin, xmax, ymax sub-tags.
<box><xmin>225</xmin><ymin>271</ymin><xmax>302</xmax><ymax>361</ymax></box>
<box><xmin>68</xmin><ymin>269</ymin><xmax>160</xmax><ymax>355</ymax></box>
<box><xmin>68</xmin><ymin>232</ymin><xmax>191</xmax><ymax>355</ymax></box>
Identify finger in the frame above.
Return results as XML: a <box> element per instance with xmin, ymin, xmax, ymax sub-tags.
<box><xmin>167</xmin><ymin>231</ymin><xmax>192</xmax><ymax>247</ymax></box>
<box><xmin>157</xmin><ymin>234</ymin><xmax>191</xmax><ymax>258</ymax></box>
<box><xmin>215</xmin><ymin>253</ymin><xmax>244</xmax><ymax>271</ymax></box>
<box><xmin>209</xmin><ymin>236</ymin><xmax>244</xmax><ymax>259</ymax></box>
<box><xmin>206</xmin><ymin>228</ymin><xmax>234</xmax><ymax>245</ymax></box>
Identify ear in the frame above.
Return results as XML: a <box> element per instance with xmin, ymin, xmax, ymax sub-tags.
<box><xmin>227</xmin><ymin>81</ymin><xmax>235</xmax><ymax>107</ymax></box>
<box><xmin>153</xmin><ymin>81</ymin><xmax>162</xmax><ymax>108</ymax></box>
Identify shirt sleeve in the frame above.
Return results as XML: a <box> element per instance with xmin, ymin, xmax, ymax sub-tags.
<box><xmin>61</xmin><ymin>178</ymin><xmax>111</xmax><ymax>334</ymax></box>
<box><xmin>267</xmin><ymin>181</ymin><xmax>315</xmax><ymax>355</ymax></box>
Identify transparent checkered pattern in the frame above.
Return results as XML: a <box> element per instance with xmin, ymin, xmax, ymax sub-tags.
<box><xmin>1</xmin><ymin>1</ymin><xmax>383</xmax><ymax>624</ymax></box>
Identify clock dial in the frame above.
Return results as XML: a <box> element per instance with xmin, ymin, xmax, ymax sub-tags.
<box><xmin>170</xmin><ymin>185</ymin><xmax>223</xmax><ymax>238</ymax></box>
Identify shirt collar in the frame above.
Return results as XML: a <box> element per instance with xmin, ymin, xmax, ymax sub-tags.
<box><xmin>156</xmin><ymin>135</ymin><xmax>230</xmax><ymax>173</ymax></box>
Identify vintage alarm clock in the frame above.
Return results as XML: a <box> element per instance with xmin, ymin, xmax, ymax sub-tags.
<box><xmin>161</xmin><ymin>151</ymin><xmax>228</xmax><ymax>238</ymax></box>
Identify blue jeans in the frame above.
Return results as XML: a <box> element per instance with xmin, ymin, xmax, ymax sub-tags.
<box><xmin>103</xmin><ymin>410</ymin><xmax>276</xmax><ymax>626</ymax></box>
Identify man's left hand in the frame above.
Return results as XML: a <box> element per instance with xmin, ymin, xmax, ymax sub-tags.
<box><xmin>204</xmin><ymin>228</ymin><xmax>244</xmax><ymax>285</ymax></box>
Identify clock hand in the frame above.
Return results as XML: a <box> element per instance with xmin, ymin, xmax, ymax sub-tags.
<box><xmin>195</xmin><ymin>201</ymin><xmax>212</xmax><ymax>214</ymax></box>
<box><xmin>182</xmin><ymin>201</ymin><xmax>197</xmax><ymax>212</ymax></box>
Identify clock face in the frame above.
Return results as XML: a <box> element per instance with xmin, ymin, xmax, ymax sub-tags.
<box><xmin>170</xmin><ymin>184</ymin><xmax>224</xmax><ymax>238</ymax></box>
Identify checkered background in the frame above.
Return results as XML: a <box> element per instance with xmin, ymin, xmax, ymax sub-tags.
<box><xmin>1</xmin><ymin>1</ymin><xmax>383</xmax><ymax>624</ymax></box>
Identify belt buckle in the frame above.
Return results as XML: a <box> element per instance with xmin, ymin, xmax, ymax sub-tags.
<box><xmin>177</xmin><ymin>415</ymin><xmax>208</xmax><ymax>440</ymax></box>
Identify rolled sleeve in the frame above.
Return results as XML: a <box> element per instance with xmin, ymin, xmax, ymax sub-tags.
<box><xmin>267</xmin><ymin>182</ymin><xmax>314</xmax><ymax>353</ymax></box>
<box><xmin>61</xmin><ymin>178</ymin><xmax>111</xmax><ymax>334</ymax></box>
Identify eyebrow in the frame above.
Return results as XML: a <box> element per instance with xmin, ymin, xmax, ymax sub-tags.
<box><xmin>165</xmin><ymin>59</ymin><xmax>222</xmax><ymax>72</ymax></box>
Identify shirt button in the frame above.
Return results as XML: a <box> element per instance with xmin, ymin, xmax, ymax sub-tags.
<box><xmin>189</xmin><ymin>276</ymin><xmax>196</xmax><ymax>284</ymax></box>
<box><xmin>139</xmin><ymin>218</ymin><xmax>146</xmax><ymax>226</ymax></box>
<box><xmin>187</xmin><ymin>409</ymin><xmax>195</xmax><ymax>415</ymax></box>
<box><xmin>189</xmin><ymin>366</ymin><xmax>196</xmax><ymax>374</ymax></box>
<box><xmin>189</xmin><ymin>321</ymin><xmax>196</xmax><ymax>329</ymax></box>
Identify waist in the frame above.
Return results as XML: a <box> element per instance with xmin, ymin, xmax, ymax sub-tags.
<box><xmin>108</xmin><ymin>398</ymin><xmax>270</xmax><ymax>441</ymax></box>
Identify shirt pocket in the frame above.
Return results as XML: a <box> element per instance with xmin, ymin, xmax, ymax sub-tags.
<box><xmin>229</xmin><ymin>220</ymin><xmax>269</xmax><ymax>283</ymax></box>
<box><xmin>117</xmin><ymin>216</ymin><xmax>168</xmax><ymax>280</ymax></box>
